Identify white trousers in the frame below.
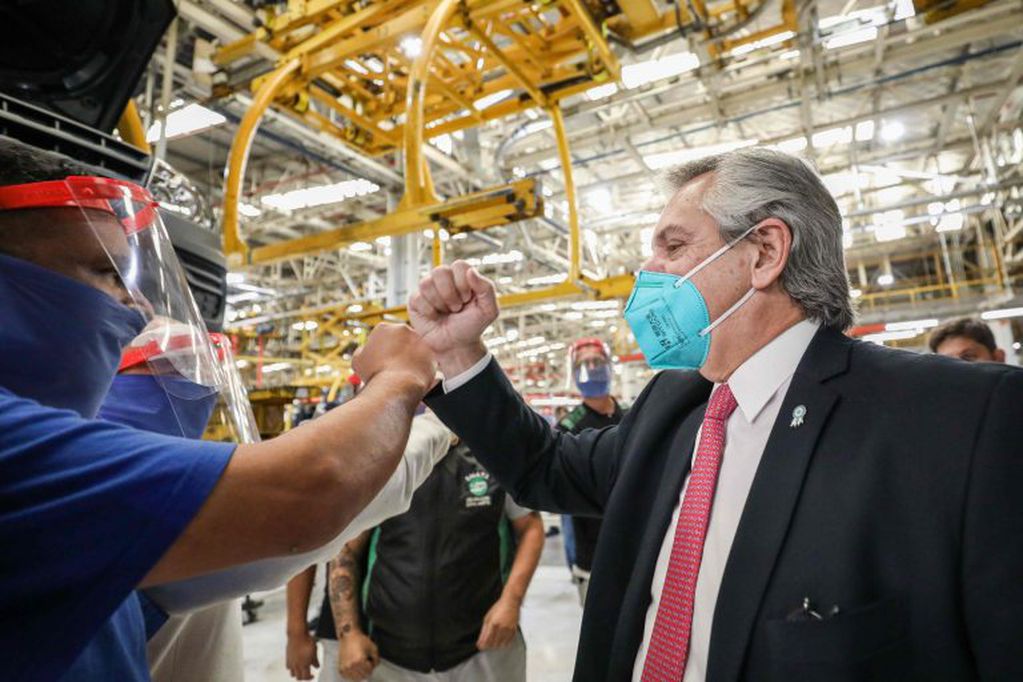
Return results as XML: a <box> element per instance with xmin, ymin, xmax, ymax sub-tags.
<box><xmin>318</xmin><ymin>632</ymin><xmax>526</xmax><ymax>682</ymax></box>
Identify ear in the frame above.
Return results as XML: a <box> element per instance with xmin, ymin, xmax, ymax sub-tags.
<box><xmin>748</xmin><ymin>218</ymin><xmax>792</xmax><ymax>290</ymax></box>
<box><xmin>994</xmin><ymin>348</ymin><xmax>1006</xmax><ymax>363</ymax></box>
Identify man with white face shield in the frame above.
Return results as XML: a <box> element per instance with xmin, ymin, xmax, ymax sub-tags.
<box><xmin>0</xmin><ymin>138</ymin><xmax>440</xmax><ymax>681</ymax></box>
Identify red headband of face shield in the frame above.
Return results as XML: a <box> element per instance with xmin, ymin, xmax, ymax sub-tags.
<box><xmin>570</xmin><ymin>337</ymin><xmax>610</xmax><ymax>363</ymax></box>
<box><xmin>0</xmin><ymin>175</ymin><xmax>159</xmax><ymax>234</ymax></box>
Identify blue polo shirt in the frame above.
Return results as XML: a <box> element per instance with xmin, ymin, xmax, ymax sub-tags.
<box><xmin>0</xmin><ymin>387</ymin><xmax>235</xmax><ymax>681</ymax></box>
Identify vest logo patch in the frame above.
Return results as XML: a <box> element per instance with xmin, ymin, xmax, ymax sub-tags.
<box><xmin>465</xmin><ymin>471</ymin><xmax>490</xmax><ymax>497</ymax></box>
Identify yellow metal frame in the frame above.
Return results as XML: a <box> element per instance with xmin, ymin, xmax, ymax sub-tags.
<box><xmin>117</xmin><ymin>100</ymin><xmax>152</xmax><ymax>154</ymax></box>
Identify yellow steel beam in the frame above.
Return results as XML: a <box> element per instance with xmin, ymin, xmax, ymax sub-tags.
<box><xmin>559</xmin><ymin>0</ymin><xmax>620</xmax><ymax>80</ymax></box>
<box><xmin>245</xmin><ymin>178</ymin><xmax>541</xmax><ymax>264</ymax></box>
<box><xmin>549</xmin><ymin>105</ymin><xmax>581</xmax><ymax>282</ymax></box>
<box><xmin>117</xmin><ymin>100</ymin><xmax>152</xmax><ymax>154</ymax></box>
<box><xmin>223</xmin><ymin>58</ymin><xmax>301</xmax><ymax>263</ymax></box>
<box><xmin>401</xmin><ymin>0</ymin><xmax>462</xmax><ymax>208</ymax></box>
<box><xmin>464</xmin><ymin>16</ymin><xmax>549</xmax><ymax>106</ymax></box>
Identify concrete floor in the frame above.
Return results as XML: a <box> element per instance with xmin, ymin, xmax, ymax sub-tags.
<box><xmin>242</xmin><ymin>535</ymin><xmax>582</xmax><ymax>682</ymax></box>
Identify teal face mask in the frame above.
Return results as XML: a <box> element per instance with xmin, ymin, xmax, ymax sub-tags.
<box><xmin>623</xmin><ymin>226</ymin><xmax>757</xmax><ymax>370</ymax></box>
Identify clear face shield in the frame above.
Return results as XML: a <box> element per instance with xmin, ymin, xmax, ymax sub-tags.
<box><xmin>0</xmin><ymin>176</ymin><xmax>259</xmax><ymax>443</ymax></box>
<box><xmin>568</xmin><ymin>339</ymin><xmax>613</xmax><ymax>397</ymax></box>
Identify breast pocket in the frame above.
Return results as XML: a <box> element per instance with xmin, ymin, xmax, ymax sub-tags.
<box><xmin>765</xmin><ymin>597</ymin><xmax>911</xmax><ymax>682</ymax></box>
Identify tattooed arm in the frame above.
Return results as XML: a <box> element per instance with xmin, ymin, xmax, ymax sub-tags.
<box><xmin>329</xmin><ymin>531</ymin><xmax>379</xmax><ymax>680</ymax></box>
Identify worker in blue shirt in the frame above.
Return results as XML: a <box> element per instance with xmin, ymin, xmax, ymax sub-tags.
<box><xmin>0</xmin><ymin>137</ymin><xmax>437</xmax><ymax>681</ymax></box>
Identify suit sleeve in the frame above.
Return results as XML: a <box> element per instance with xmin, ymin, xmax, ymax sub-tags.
<box><xmin>426</xmin><ymin>357</ymin><xmax>659</xmax><ymax>515</ymax></box>
<box><xmin>961</xmin><ymin>369</ymin><xmax>1023</xmax><ymax>679</ymax></box>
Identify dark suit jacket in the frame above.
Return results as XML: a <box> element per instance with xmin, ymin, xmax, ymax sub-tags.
<box><xmin>426</xmin><ymin>327</ymin><xmax>1023</xmax><ymax>681</ymax></box>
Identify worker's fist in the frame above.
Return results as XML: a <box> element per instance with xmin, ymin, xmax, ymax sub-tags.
<box><xmin>353</xmin><ymin>323</ymin><xmax>436</xmax><ymax>394</ymax></box>
<box><xmin>285</xmin><ymin>630</ymin><xmax>319</xmax><ymax>680</ymax></box>
<box><xmin>408</xmin><ymin>261</ymin><xmax>498</xmax><ymax>376</ymax></box>
<box><xmin>338</xmin><ymin>631</ymin><xmax>379</xmax><ymax>680</ymax></box>
<box><xmin>476</xmin><ymin>596</ymin><xmax>520</xmax><ymax>650</ymax></box>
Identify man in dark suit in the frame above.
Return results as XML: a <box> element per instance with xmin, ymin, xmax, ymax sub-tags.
<box><xmin>407</xmin><ymin>147</ymin><xmax>1023</xmax><ymax>681</ymax></box>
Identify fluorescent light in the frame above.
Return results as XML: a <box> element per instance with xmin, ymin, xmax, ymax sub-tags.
<box><xmin>260</xmin><ymin>178</ymin><xmax>380</xmax><ymax>211</ymax></box>
<box><xmin>885</xmin><ymin>318</ymin><xmax>938</xmax><ymax>332</ymax></box>
<box><xmin>586</xmin><ymin>187</ymin><xmax>613</xmax><ymax>213</ymax></box>
<box><xmin>238</xmin><ymin>202</ymin><xmax>263</xmax><ymax>218</ymax></box>
<box><xmin>643</xmin><ymin>140</ymin><xmax>757</xmax><ymax>170</ymax></box>
<box><xmin>400</xmin><ymin>36</ymin><xmax>423</xmax><ymax>58</ymax></box>
<box><xmin>571</xmin><ymin>300</ymin><xmax>619</xmax><ymax>311</ymax></box>
<box><xmin>526</xmin><ymin>273</ymin><xmax>568</xmax><ymax>286</ymax></box>
<box><xmin>824</xmin><ymin>26</ymin><xmax>878</xmax><ymax>50</ymax></box>
<box><xmin>850</xmin><ymin>288</ymin><xmax>863</xmax><ymax>298</ymax></box>
<box><xmin>529</xmin><ymin>396</ymin><xmax>579</xmax><ymax>407</ymax></box>
<box><xmin>474</xmin><ymin>89</ymin><xmax>513</xmax><ymax>110</ymax></box>
<box><xmin>863</xmin><ymin>329</ymin><xmax>922</xmax><ymax>344</ymax></box>
<box><xmin>465</xmin><ymin>250</ymin><xmax>525</xmax><ymax>266</ymax></box>
<box><xmin>731</xmin><ymin>30</ymin><xmax>795</xmax><ymax>56</ymax></box>
<box><xmin>564</xmin><ymin>311</ymin><xmax>584</xmax><ymax>320</ymax></box>
<box><xmin>936</xmin><ymin>213</ymin><xmax>964</xmax><ymax>232</ymax></box>
<box><xmin>873</xmin><ymin>210</ymin><xmax>906</xmax><ymax>242</ymax></box>
<box><xmin>347</xmin><ymin>304</ymin><xmax>364</xmax><ymax>313</ymax></box>
<box><xmin>292</xmin><ymin>320</ymin><xmax>319</xmax><ymax>331</ymax></box>
<box><xmin>589</xmin><ymin>320</ymin><xmax>607</xmax><ymax>327</ymax></box>
<box><xmin>262</xmin><ymin>362</ymin><xmax>293</xmax><ymax>373</ymax></box>
<box><xmin>779</xmin><ymin>49</ymin><xmax>801</xmax><ymax>60</ymax></box>
<box><xmin>812</xmin><ymin>126</ymin><xmax>853</xmax><ymax>148</ymax></box>
<box><xmin>146</xmin><ymin>102</ymin><xmax>226</xmax><ymax>142</ymax></box>
<box><xmin>775</xmin><ymin>136</ymin><xmax>808</xmax><ymax>153</ymax></box>
<box><xmin>349</xmin><ymin>242</ymin><xmax>373</xmax><ymax>252</ymax></box>
<box><xmin>877</xmin><ymin>273</ymin><xmax>895</xmax><ymax>286</ymax></box>
<box><xmin>621</xmin><ymin>52</ymin><xmax>699</xmax><ymax>89</ymax></box>
<box><xmin>226</xmin><ymin>272</ymin><xmax>245</xmax><ymax>285</ymax></box>
<box><xmin>843</xmin><ymin>232</ymin><xmax>853</xmax><ymax>249</ymax></box>
<box><xmin>981</xmin><ymin>307</ymin><xmax>1023</xmax><ymax>320</ymax></box>
<box><xmin>506</xmin><ymin>329</ymin><xmax>520</xmax><ymax>341</ymax></box>
<box><xmin>880</xmin><ymin>120</ymin><xmax>905</xmax><ymax>142</ymax></box>
<box><xmin>855</xmin><ymin>120</ymin><xmax>875</xmax><ymax>141</ymax></box>
<box><xmin>586</xmin><ymin>83</ymin><xmax>618</xmax><ymax>101</ymax></box>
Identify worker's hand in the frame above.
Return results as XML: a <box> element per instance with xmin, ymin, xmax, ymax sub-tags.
<box><xmin>339</xmin><ymin>631</ymin><xmax>380</xmax><ymax>680</ymax></box>
<box><xmin>408</xmin><ymin>261</ymin><xmax>498</xmax><ymax>377</ymax></box>
<box><xmin>476</xmin><ymin>596</ymin><xmax>520</xmax><ymax>650</ymax></box>
<box><xmin>353</xmin><ymin>322</ymin><xmax>437</xmax><ymax>394</ymax></box>
<box><xmin>285</xmin><ymin>630</ymin><xmax>319</xmax><ymax>680</ymax></box>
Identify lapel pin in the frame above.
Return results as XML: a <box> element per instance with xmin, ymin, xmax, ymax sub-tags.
<box><xmin>790</xmin><ymin>405</ymin><xmax>806</xmax><ymax>428</ymax></box>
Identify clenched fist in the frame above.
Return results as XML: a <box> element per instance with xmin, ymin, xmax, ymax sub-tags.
<box><xmin>408</xmin><ymin>260</ymin><xmax>499</xmax><ymax>377</ymax></box>
<box><xmin>352</xmin><ymin>323</ymin><xmax>437</xmax><ymax>395</ymax></box>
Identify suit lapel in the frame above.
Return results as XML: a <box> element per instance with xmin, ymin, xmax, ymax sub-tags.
<box><xmin>706</xmin><ymin>328</ymin><xmax>850</xmax><ymax>682</ymax></box>
<box><xmin>608</xmin><ymin>402</ymin><xmax>707</xmax><ymax>678</ymax></box>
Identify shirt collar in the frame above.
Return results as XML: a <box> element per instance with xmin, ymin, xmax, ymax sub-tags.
<box><xmin>723</xmin><ymin>319</ymin><xmax>820</xmax><ymax>423</ymax></box>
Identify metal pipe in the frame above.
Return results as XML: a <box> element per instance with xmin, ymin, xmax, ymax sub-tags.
<box><xmin>222</xmin><ymin>58</ymin><xmax>301</xmax><ymax>262</ymax></box>
<box><xmin>549</xmin><ymin>106</ymin><xmax>581</xmax><ymax>282</ymax></box>
<box><xmin>117</xmin><ymin>100</ymin><xmax>152</xmax><ymax>154</ymax></box>
<box><xmin>401</xmin><ymin>0</ymin><xmax>462</xmax><ymax>208</ymax></box>
<box><xmin>154</xmin><ymin>18</ymin><xmax>178</xmax><ymax>162</ymax></box>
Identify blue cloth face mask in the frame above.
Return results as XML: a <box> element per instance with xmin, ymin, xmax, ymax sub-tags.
<box><xmin>100</xmin><ymin>374</ymin><xmax>219</xmax><ymax>439</ymax></box>
<box><xmin>574</xmin><ymin>364</ymin><xmax>612</xmax><ymax>398</ymax></box>
<box><xmin>0</xmin><ymin>253</ymin><xmax>146</xmax><ymax>417</ymax></box>
<box><xmin>623</xmin><ymin>226</ymin><xmax>758</xmax><ymax>370</ymax></box>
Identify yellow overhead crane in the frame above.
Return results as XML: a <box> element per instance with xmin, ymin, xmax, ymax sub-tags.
<box><xmin>215</xmin><ymin>0</ymin><xmax>778</xmax><ymax>367</ymax></box>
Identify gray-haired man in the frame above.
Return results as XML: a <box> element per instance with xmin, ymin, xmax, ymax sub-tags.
<box><xmin>408</xmin><ymin>148</ymin><xmax>1023</xmax><ymax>681</ymax></box>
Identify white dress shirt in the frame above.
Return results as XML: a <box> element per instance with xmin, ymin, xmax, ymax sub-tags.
<box><xmin>631</xmin><ymin>319</ymin><xmax>819</xmax><ymax>681</ymax></box>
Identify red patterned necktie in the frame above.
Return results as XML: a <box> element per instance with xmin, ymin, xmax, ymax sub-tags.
<box><xmin>641</xmin><ymin>383</ymin><xmax>738</xmax><ymax>682</ymax></box>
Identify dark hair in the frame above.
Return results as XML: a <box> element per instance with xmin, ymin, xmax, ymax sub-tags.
<box><xmin>0</xmin><ymin>136</ymin><xmax>94</xmax><ymax>185</ymax></box>
<box><xmin>928</xmin><ymin>318</ymin><xmax>997</xmax><ymax>353</ymax></box>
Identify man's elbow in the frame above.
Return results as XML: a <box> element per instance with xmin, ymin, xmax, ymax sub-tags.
<box><xmin>273</xmin><ymin>457</ymin><xmax>370</xmax><ymax>554</ymax></box>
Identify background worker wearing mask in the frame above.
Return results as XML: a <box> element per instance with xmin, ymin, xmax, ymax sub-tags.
<box><xmin>556</xmin><ymin>338</ymin><xmax>625</xmax><ymax>604</ymax></box>
<box><xmin>0</xmin><ymin>138</ymin><xmax>437</xmax><ymax>681</ymax></box>
<box><xmin>286</xmin><ymin>442</ymin><xmax>545</xmax><ymax>682</ymax></box>
<box><xmin>92</xmin><ymin>328</ymin><xmax>252</xmax><ymax>682</ymax></box>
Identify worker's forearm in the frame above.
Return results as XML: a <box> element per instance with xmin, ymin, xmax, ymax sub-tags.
<box><xmin>286</xmin><ymin>565</ymin><xmax>316</xmax><ymax>636</ymax></box>
<box><xmin>329</xmin><ymin>542</ymin><xmax>366</xmax><ymax>638</ymax></box>
<box><xmin>256</xmin><ymin>370</ymin><xmax>425</xmax><ymax>549</ymax></box>
<box><xmin>500</xmin><ymin>521</ymin><xmax>544</xmax><ymax>605</ymax></box>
